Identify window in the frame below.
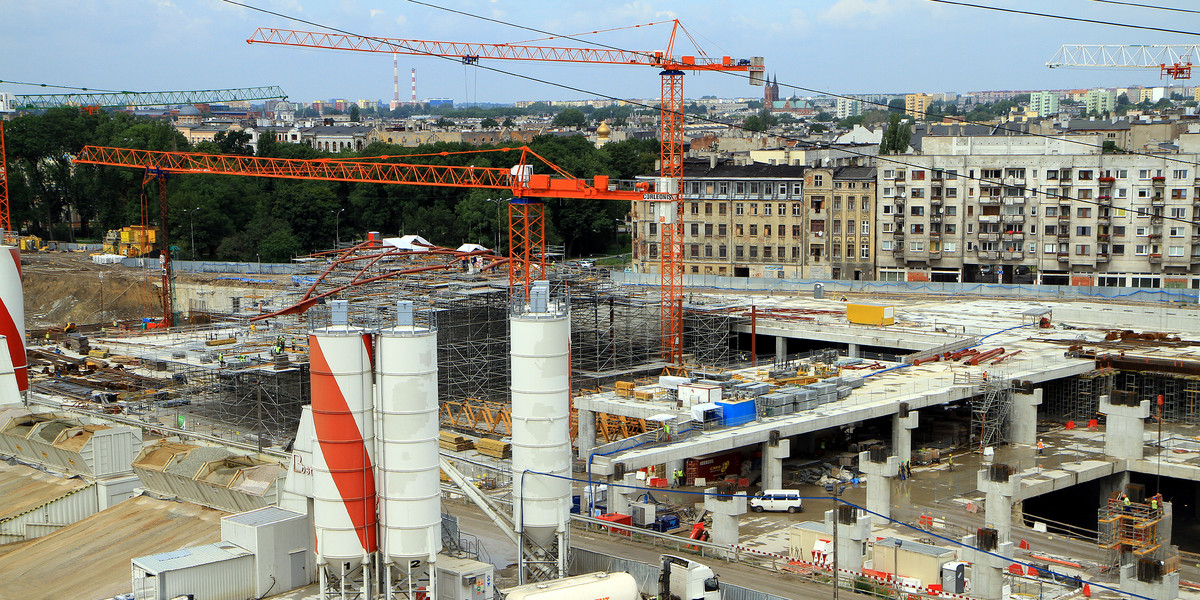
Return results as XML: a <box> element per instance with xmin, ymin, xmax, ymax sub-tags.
<box><xmin>705</xmin><ymin>203</ymin><xmax>713</xmax><ymax>215</ymax></box>
<box><xmin>861</xmin><ymin>220</ymin><xmax>870</xmax><ymax>235</ymax></box>
<box><xmin>947</xmin><ymin>188</ymin><xmax>958</xmax><ymax>198</ymax></box>
<box><xmin>764</xmin><ymin>224</ymin><xmax>772</xmax><ymax>236</ymax></box>
<box><xmin>882</xmin><ymin>222</ymin><xmax>895</xmax><ymax>233</ymax></box>
<box><xmin>1140</xmin><ymin>169</ymin><xmax>1151</xmax><ymax>179</ymax></box>
<box><xmin>1117</xmin><ymin>170</ymin><xmax>1128</xmax><ymax>178</ymax></box>
<box><xmin>749</xmin><ymin>246</ymin><xmax>758</xmax><ymax>258</ymax></box>
<box><xmin>911</xmin><ymin>188</ymin><xmax>925</xmax><ymax>199</ymax></box>
<box><xmin>910</xmin><ymin>205</ymin><xmax>925</xmax><ymax>216</ymax></box>
<box><xmin>945</xmin><ymin>223</ymin><xmax>957</xmax><ymax>234</ymax></box>
<box><xmin>847</xmin><ymin>221</ymin><xmax>856</xmax><ymax>234</ymax></box>
<box><xmin>1138</xmin><ymin>188</ymin><xmax>1150</xmax><ymax>198</ymax></box>
<box><xmin>982</xmin><ymin>169</ymin><xmax>1001</xmax><ymax>179</ymax></box>
<box><xmin>735</xmin><ymin>246</ymin><xmax>744</xmax><ymax>259</ymax></box>
<box><xmin>778</xmin><ymin>203</ymin><xmax>787</xmax><ymax>215</ymax></box>
<box><xmin>912</xmin><ymin>170</ymin><xmax>926</xmax><ymax>180</ymax></box>
<box><xmin>832</xmin><ymin>245</ymin><xmax>841</xmax><ymax>259</ymax></box>
<box><xmin>719</xmin><ymin>203</ymin><xmax>727</xmax><ymax>216</ymax></box>
<box><xmin>719</xmin><ymin>245</ymin><xmax>727</xmax><ymax>258</ymax></box>
<box><xmin>1046</xmin><ymin>169</ymin><xmax>1058</xmax><ymax>180</ymax></box>
<box><xmin>1171</xmin><ymin>208</ymin><xmax>1186</xmax><ymax>218</ymax></box>
<box><xmin>793</xmin><ymin>183</ymin><xmax>802</xmax><ymax>195</ymax></box>
<box><xmin>1078</xmin><ymin>170</ymin><xmax>1093</xmax><ymax>180</ymax></box>
<box><xmin>791</xmin><ymin>225</ymin><xmax>802</xmax><ymax>236</ymax></box>
<box><xmin>1174</xmin><ymin>169</ymin><xmax>1189</xmax><ymax>179</ymax></box>
<box><xmin>735</xmin><ymin>224</ymin><xmax>743</xmax><ymax>236</ymax></box>
<box><xmin>883</xmin><ymin>169</ymin><xmax>895</xmax><ymax>179</ymax></box>
<box><xmin>648</xmin><ymin>222</ymin><xmax>657</xmax><ymax>235</ymax></box>
<box><xmin>862</xmin><ymin>199</ymin><xmax>870</xmax><ymax>211</ymax></box>
<box><xmin>735</xmin><ymin>203</ymin><xmax>744</xmax><ymax>216</ymax></box>
<box><xmin>705</xmin><ymin>223</ymin><xmax>714</xmax><ymax>237</ymax></box>
<box><xmin>944</xmin><ymin>241</ymin><xmax>957</xmax><ymax>252</ymax></box>
<box><xmin>751</xmin><ymin>203</ymin><xmax>759</xmax><ymax>215</ymax></box>
<box><xmin>763</xmin><ymin>203</ymin><xmax>772</xmax><ymax>216</ymax></box>
<box><xmin>1075</xmin><ymin>244</ymin><xmax>1090</xmax><ymax>255</ymax></box>
<box><xmin>1135</xmin><ymin>244</ymin><xmax>1149</xmax><ymax>255</ymax></box>
<box><xmin>705</xmin><ymin>244</ymin><xmax>713</xmax><ymax>257</ymax></box>
<box><xmin>1045</xmin><ymin>206</ymin><xmax>1058</xmax><ymax>217</ymax></box>
<box><xmin>833</xmin><ymin>198</ymin><xmax>842</xmax><ymax>210</ymax></box>
<box><xmin>690</xmin><ymin>223</ymin><xmax>700</xmax><ymax>236</ymax></box>
<box><xmin>1172</xmin><ymin>189</ymin><xmax>1187</xmax><ymax>199</ymax></box>
<box><xmin>1113</xmin><ymin>226</ymin><xmax>1126</xmax><ymax>236</ymax></box>
<box><xmin>1044</xmin><ymin>243</ymin><xmax>1057</xmax><ymax>254</ymax></box>
<box><xmin>718</xmin><ymin>224</ymin><xmax>727</xmax><ymax>236</ymax></box>
<box><xmin>1076</xmin><ymin>226</ymin><xmax>1091</xmax><ymax>236</ymax></box>
<box><xmin>1170</xmin><ymin>226</ymin><xmax>1184</xmax><ymax>237</ymax></box>
<box><xmin>1112</xmin><ymin>244</ymin><xmax>1125</xmax><ymax>254</ymax></box>
<box><xmin>1045</xmin><ymin>225</ymin><xmax>1057</xmax><ymax>235</ymax></box>
<box><xmin>1136</xmin><ymin>226</ymin><xmax>1148</xmax><ymax>236</ymax></box>
<box><xmin>881</xmin><ymin>240</ymin><xmax>893</xmax><ymax>251</ymax></box>
<box><xmin>910</xmin><ymin>224</ymin><xmax>924</xmax><ymax>234</ymax></box>
<box><xmin>750</xmin><ymin>182</ymin><xmax>760</xmax><ymax>195</ymax></box>
<box><xmin>691</xmin><ymin>202</ymin><xmax>700</xmax><ymax>215</ymax></box>
<box><xmin>778</xmin><ymin>183</ymin><xmax>787</xmax><ymax>195</ymax></box>
<box><xmin>1006</xmin><ymin>168</ymin><xmax>1026</xmax><ymax>178</ymax></box>
<box><xmin>690</xmin><ymin>244</ymin><xmax>700</xmax><ymax>257</ymax></box>
<box><xmin>945</xmin><ymin>206</ymin><xmax>957</xmax><ymax>216</ymax></box>
<box><xmin>735</xmin><ymin>182</ymin><xmax>745</xmax><ymax>195</ymax></box>
<box><xmin>882</xmin><ymin>204</ymin><xmax>894</xmax><ymax>215</ymax></box>
<box><xmin>833</xmin><ymin>221</ymin><xmax>842</xmax><ymax>234</ymax></box>
<box><xmin>763</xmin><ymin>246</ymin><xmax>772</xmax><ymax>259</ymax></box>
<box><xmin>812</xmin><ymin>175</ymin><xmax>824</xmax><ymax>187</ymax></box>
<box><xmin>718</xmin><ymin>182</ymin><xmax>728</xmax><ymax>195</ymax></box>
<box><xmin>860</xmin><ymin>244</ymin><xmax>870</xmax><ymax>259</ymax></box>
<box><xmin>792</xmin><ymin>203</ymin><xmax>802</xmax><ymax>216</ymax></box>
<box><xmin>1169</xmin><ymin>246</ymin><xmax>1185</xmax><ymax>256</ymax></box>
<box><xmin>1076</xmin><ymin>207</ymin><xmax>1091</xmax><ymax>218</ymax></box>
<box><xmin>909</xmin><ymin>240</ymin><xmax>925</xmax><ymax>251</ymax></box>
<box><xmin>649</xmin><ymin>243</ymin><xmax>658</xmax><ymax>258</ymax></box>
<box><xmin>749</xmin><ymin>224</ymin><xmax>758</xmax><ymax>236</ymax></box>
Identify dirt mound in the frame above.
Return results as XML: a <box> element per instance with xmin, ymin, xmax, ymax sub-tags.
<box><xmin>21</xmin><ymin>253</ymin><xmax>161</xmax><ymax>328</ymax></box>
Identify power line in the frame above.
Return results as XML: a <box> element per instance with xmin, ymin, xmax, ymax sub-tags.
<box><xmin>925</xmin><ymin>0</ymin><xmax>1200</xmax><ymax>35</ymax></box>
<box><xmin>221</xmin><ymin>0</ymin><xmax>1200</xmax><ymax>230</ymax></box>
<box><xmin>1088</xmin><ymin>0</ymin><xmax>1200</xmax><ymax>16</ymax></box>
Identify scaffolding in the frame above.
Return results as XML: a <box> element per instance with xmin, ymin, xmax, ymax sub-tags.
<box><xmin>683</xmin><ymin>305</ymin><xmax>744</xmax><ymax>369</ymax></box>
<box><xmin>568</xmin><ymin>279</ymin><xmax>662</xmax><ymax>390</ymax></box>
<box><xmin>972</xmin><ymin>378</ymin><xmax>1013</xmax><ymax>451</ymax></box>
<box><xmin>1043</xmin><ymin>369</ymin><xmax>1115</xmax><ymax>423</ymax></box>
<box><xmin>1098</xmin><ymin>488</ymin><xmax>1170</xmax><ymax>567</ymax></box>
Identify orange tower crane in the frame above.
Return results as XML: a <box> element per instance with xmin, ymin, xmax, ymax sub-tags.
<box><xmin>245</xmin><ymin>23</ymin><xmax>764</xmax><ymax>365</ymax></box>
<box><xmin>0</xmin><ymin>123</ymin><xmax>10</xmax><ymax>242</ymax></box>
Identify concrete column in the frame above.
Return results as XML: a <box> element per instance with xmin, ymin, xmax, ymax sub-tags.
<box><xmin>776</xmin><ymin>336</ymin><xmax>787</xmax><ymax>363</ymax></box>
<box><xmin>1119</xmin><ymin>562</ymin><xmax>1180</xmax><ymax>600</ymax></box>
<box><xmin>577</xmin><ymin>408</ymin><xmax>597</xmax><ymax>461</ymax></box>
<box><xmin>609</xmin><ymin>473</ymin><xmax>638</xmax><ymax>516</ymax></box>
<box><xmin>959</xmin><ymin>534</ymin><xmax>1014</xmax><ymax>600</ymax></box>
<box><xmin>1008</xmin><ymin>388</ymin><xmax>1042</xmax><ymax>446</ymax></box>
<box><xmin>848</xmin><ymin>343</ymin><xmax>860</xmax><ymax>358</ymax></box>
<box><xmin>761</xmin><ymin>438</ymin><xmax>791</xmax><ymax>491</ymax></box>
<box><xmin>1100</xmin><ymin>395</ymin><xmax>1149</xmax><ymax>461</ymax></box>
<box><xmin>977</xmin><ymin>467</ymin><xmax>1022</xmax><ymax>545</ymax></box>
<box><xmin>857</xmin><ymin>451</ymin><xmax>898</xmax><ymax>520</ymax></box>
<box><xmin>665</xmin><ymin>459</ymin><xmax>684</xmax><ymax>486</ymax></box>
<box><xmin>704</xmin><ymin>488</ymin><xmax>747</xmax><ymax>554</ymax></box>
<box><xmin>892</xmin><ymin>410</ymin><xmax>919</xmax><ymax>464</ymax></box>
<box><xmin>824</xmin><ymin>507</ymin><xmax>872</xmax><ymax>572</ymax></box>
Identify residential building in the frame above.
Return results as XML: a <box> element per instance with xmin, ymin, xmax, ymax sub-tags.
<box><xmin>875</xmin><ymin>134</ymin><xmax>1200</xmax><ymax>289</ymax></box>
<box><xmin>631</xmin><ymin>159</ymin><xmax>807</xmax><ymax>278</ymax></box>
<box><xmin>1085</xmin><ymin>88</ymin><xmax>1117</xmax><ymax>115</ymax></box>
<box><xmin>835</xmin><ymin>96</ymin><xmax>862</xmax><ymax>120</ymax></box>
<box><xmin>810</xmin><ymin>166</ymin><xmax>878</xmax><ymax>280</ymax></box>
<box><xmin>905</xmin><ymin>93</ymin><xmax>933</xmax><ymax>118</ymax></box>
<box><xmin>1029</xmin><ymin>91</ymin><xmax>1060</xmax><ymax>118</ymax></box>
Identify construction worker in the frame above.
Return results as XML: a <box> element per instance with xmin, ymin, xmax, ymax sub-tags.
<box><xmin>946</xmin><ymin>454</ymin><xmax>953</xmax><ymax>472</ymax></box>
<box><xmin>1150</xmin><ymin>496</ymin><xmax>1159</xmax><ymax>511</ymax></box>
<box><xmin>218</xmin><ymin>353</ymin><xmax>225</xmax><ymax>366</ymax></box>
<box><xmin>1122</xmin><ymin>494</ymin><xmax>1132</xmax><ymax>509</ymax></box>
<box><xmin>1037</xmin><ymin>440</ymin><xmax>1045</xmax><ymax>456</ymax></box>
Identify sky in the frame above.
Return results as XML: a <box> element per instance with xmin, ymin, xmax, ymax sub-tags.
<box><xmin>1</xmin><ymin>0</ymin><xmax>1198</xmax><ymax>106</ymax></box>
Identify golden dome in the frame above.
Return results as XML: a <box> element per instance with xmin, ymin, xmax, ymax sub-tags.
<box><xmin>596</xmin><ymin>121</ymin><xmax>611</xmax><ymax>137</ymax></box>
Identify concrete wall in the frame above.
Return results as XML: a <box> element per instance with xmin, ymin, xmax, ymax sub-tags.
<box><xmin>123</xmin><ymin>258</ymin><xmax>304</xmax><ymax>275</ymax></box>
<box><xmin>612</xmin><ymin>272</ymin><xmax>1200</xmax><ymax>305</ymax></box>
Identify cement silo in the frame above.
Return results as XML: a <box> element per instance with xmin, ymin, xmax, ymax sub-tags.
<box><xmin>309</xmin><ymin>300</ymin><xmax>377</xmax><ymax>598</ymax></box>
<box><xmin>0</xmin><ymin>245</ymin><xmax>27</xmax><ymax>393</ymax></box>
<box><xmin>375</xmin><ymin>301</ymin><xmax>441</xmax><ymax>599</ymax></box>
<box><xmin>510</xmin><ymin>281</ymin><xmax>571</xmax><ymax>584</ymax></box>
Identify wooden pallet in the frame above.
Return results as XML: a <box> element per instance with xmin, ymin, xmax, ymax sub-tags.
<box><xmin>476</xmin><ymin>438</ymin><xmax>511</xmax><ymax>459</ymax></box>
<box><xmin>438</xmin><ymin>431</ymin><xmax>475</xmax><ymax>452</ymax></box>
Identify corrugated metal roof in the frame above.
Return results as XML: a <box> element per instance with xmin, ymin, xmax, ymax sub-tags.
<box><xmin>222</xmin><ymin>505</ymin><xmax>303</xmax><ymax>527</ymax></box>
<box><xmin>874</xmin><ymin>537</ymin><xmax>954</xmax><ymax>557</ymax></box>
<box><xmin>133</xmin><ymin>542</ymin><xmax>251</xmax><ymax>574</ymax></box>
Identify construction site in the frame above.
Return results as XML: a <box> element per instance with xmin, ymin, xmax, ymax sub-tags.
<box><xmin>3</xmin><ymin>240</ymin><xmax>1200</xmax><ymax>600</ymax></box>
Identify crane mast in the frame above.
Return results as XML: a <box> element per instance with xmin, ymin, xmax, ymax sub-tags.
<box><xmin>247</xmin><ymin>23</ymin><xmax>764</xmax><ymax>366</ymax></box>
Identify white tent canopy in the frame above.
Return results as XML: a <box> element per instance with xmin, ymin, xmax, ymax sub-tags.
<box><xmin>383</xmin><ymin>234</ymin><xmax>433</xmax><ymax>252</ymax></box>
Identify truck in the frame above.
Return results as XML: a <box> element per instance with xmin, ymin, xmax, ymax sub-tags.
<box><xmin>660</xmin><ymin>554</ymin><xmax>721</xmax><ymax>600</ymax></box>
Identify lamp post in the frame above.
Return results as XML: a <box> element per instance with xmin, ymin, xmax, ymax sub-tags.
<box><xmin>331</xmin><ymin>208</ymin><xmax>345</xmax><ymax>248</ymax></box>
<box><xmin>183</xmin><ymin>207</ymin><xmax>200</xmax><ymax>260</ymax></box>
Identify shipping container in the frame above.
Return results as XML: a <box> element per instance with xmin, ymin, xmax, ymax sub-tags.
<box><xmin>677</xmin><ymin>383</ymin><xmax>722</xmax><ymax>407</ymax></box>
<box><xmin>846</xmin><ymin>303</ymin><xmax>895</xmax><ymax>326</ymax></box>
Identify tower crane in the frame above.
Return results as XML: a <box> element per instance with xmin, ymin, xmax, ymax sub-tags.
<box><xmin>1047</xmin><ymin>45</ymin><xmax>1200</xmax><ymax>80</ymax></box>
<box><xmin>4</xmin><ymin>86</ymin><xmax>289</xmax><ymax>113</ymax></box>
<box><xmin>245</xmin><ymin>22</ymin><xmax>764</xmax><ymax>367</ymax></box>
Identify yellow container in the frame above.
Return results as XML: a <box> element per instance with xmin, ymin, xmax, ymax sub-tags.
<box><xmin>846</xmin><ymin>303</ymin><xmax>894</xmax><ymax>326</ymax></box>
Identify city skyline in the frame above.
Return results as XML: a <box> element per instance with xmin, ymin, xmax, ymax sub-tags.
<box><xmin>2</xmin><ymin>1</ymin><xmax>1196</xmax><ymax>107</ymax></box>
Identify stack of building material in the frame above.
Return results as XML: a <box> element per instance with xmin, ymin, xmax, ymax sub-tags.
<box><xmin>733</xmin><ymin>382</ymin><xmax>771</xmax><ymax>398</ymax></box>
<box><xmin>475</xmin><ymin>438</ymin><xmax>510</xmax><ymax>459</ymax></box>
<box><xmin>438</xmin><ymin>432</ymin><xmax>475</xmax><ymax>452</ymax></box>
<box><xmin>615</xmin><ymin>381</ymin><xmax>635</xmax><ymax>398</ymax></box>
<box><xmin>804</xmin><ymin>381</ymin><xmax>839</xmax><ymax>405</ymax></box>
<box><xmin>62</xmin><ymin>334</ymin><xmax>89</xmax><ymax>354</ymax></box>
<box><xmin>755</xmin><ymin>392</ymin><xmax>795</xmax><ymax>417</ymax></box>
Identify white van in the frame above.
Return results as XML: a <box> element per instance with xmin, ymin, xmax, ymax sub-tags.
<box><xmin>750</xmin><ymin>489</ymin><xmax>803</xmax><ymax>513</ymax></box>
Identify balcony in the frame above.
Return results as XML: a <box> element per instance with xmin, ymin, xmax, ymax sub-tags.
<box><xmin>1003</xmin><ymin>251</ymin><xmax>1024</xmax><ymax>261</ymax></box>
<box><xmin>1056</xmin><ymin>229</ymin><xmax>1070</xmax><ymax>239</ymax></box>
<box><xmin>1149</xmin><ymin>253</ymin><xmax>1163</xmax><ymax>263</ymax></box>
<box><xmin>895</xmin><ymin>172</ymin><xmax>907</xmax><ymax>182</ymax></box>
<box><xmin>1098</xmin><ymin>217</ymin><xmax>1111</xmax><ymax>226</ymax></box>
<box><xmin>1152</xmin><ymin>176</ymin><xmax>1166</xmax><ymax>186</ymax></box>
<box><xmin>981</xmin><ymin>251</ymin><xmax>1001</xmax><ymax>260</ymax></box>
<box><xmin>978</xmin><ymin>215</ymin><xmax>1001</xmax><ymax>224</ymax></box>
<box><xmin>1149</xmin><ymin>232</ymin><xmax>1163</xmax><ymax>241</ymax></box>
<box><xmin>892</xmin><ymin>230</ymin><xmax>905</xmax><ymax>240</ymax></box>
<box><xmin>1003</xmin><ymin>197</ymin><xmax>1026</xmax><ymax>206</ymax></box>
<box><xmin>979</xmin><ymin>197</ymin><xmax>1002</xmax><ymax>206</ymax></box>
<box><xmin>929</xmin><ymin>214</ymin><xmax>943</xmax><ymax>223</ymax></box>
<box><xmin>1152</xmin><ymin>197</ymin><xmax>1166</xmax><ymax>207</ymax></box>
<box><xmin>1003</xmin><ymin>232</ymin><xmax>1025</xmax><ymax>241</ymax></box>
<box><xmin>1165</xmin><ymin>255</ymin><xmax>1190</xmax><ymax>266</ymax></box>
<box><xmin>1099</xmin><ymin>176</ymin><xmax>1116</xmax><ymax>185</ymax></box>
<box><xmin>928</xmin><ymin>250</ymin><xmax>942</xmax><ymax>260</ymax></box>
<box><xmin>1098</xmin><ymin>233</ymin><xmax>1110</xmax><ymax>242</ymax></box>
<box><xmin>893</xmin><ymin>214</ymin><xmax>906</xmax><ymax>224</ymax></box>
<box><xmin>1003</xmin><ymin>176</ymin><xmax>1026</xmax><ymax>187</ymax></box>
<box><xmin>1058</xmin><ymin>216</ymin><xmax>1072</xmax><ymax>227</ymax></box>
<box><xmin>892</xmin><ymin>248</ymin><xmax>906</xmax><ymax>258</ymax></box>
<box><xmin>1098</xmin><ymin>195</ymin><xmax>1112</xmax><ymax>206</ymax></box>
<box><xmin>929</xmin><ymin>231</ymin><xmax>942</xmax><ymax>239</ymax></box>
<box><xmin>894</xmin><ymin>201</ymin><xmax>905</xmax><ymax>212</ymax></box>
<box><xmin>1057</xmin><ymin>252</ymin><xmax>1071</xmax><ymax>262</ymax></box>
<box><xmin>978</xmin><ymin>233</ymin><xmax>1000</xmax><ymax>242</ymax></box>
<box><xmin>1151</xmin><ymin>216</ymin><xmax>1164</xmax><ymax>225</ymax></box>
<box><xmin>931</xmin><ymin>197</ymin><xmax>944</xmax><ymax>206</ymax></box>
<box><xmin>1002</xmin><ymin>214</ymin><xmax>1025</xmax><ymax>224</ymax></box>
<box><xmin>1096</xmin><ymin>252</ymin><xmax>1110</xmax><ymax>263</ymax></box>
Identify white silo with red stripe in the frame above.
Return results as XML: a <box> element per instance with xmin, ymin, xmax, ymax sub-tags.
<box><xmin>0</xmin><ymin>246</ymin><xmax>27</xmax><ymax>394</ymax></box>
<box><xmin>376</xmin><ymin>301</ymin><xmax>441</xmax><ymax>598</ymax></box>
<box><xmin>309</xmin><ymin>300</ymin><xmax>377</xmax><ymax>596</ymax></box>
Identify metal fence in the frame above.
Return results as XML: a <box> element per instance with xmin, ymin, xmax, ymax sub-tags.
<box><xmin>612</xmin><ymin>272</ymin><xmax>1200</xmax><ymax>304</ymax></box>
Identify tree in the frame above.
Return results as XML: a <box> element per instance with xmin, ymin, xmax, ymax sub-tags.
<box><xmin>814</xmin><ymin>111</ymin><xmax>834</xmax><ymax>122</ymax></box>
<box><xmin>436</xmin><ymin>117</ymin><xmax>456</xmax><ymax>128</ymax></box>
<box><xmin>743</xmin><ymin>115</ymin><xmax>767</xmax><ymax>132</ymax></box>
<box><xmin>480</xmin><ymin>117</ymin><xmax>499</xmax><ymax>129</ymax></box>
<box><xmin>502</xmin><ymin>117</ymin><xmax>515</xmax><ymax>128</ymax></box>
<box><xmin>809</xmin><ymin>123</ymin><xmax>828</xmax><ymax>134</ymax></box>
<box><xmin>837</xmin><ymin>115</ymin><xmax>865</xmax><ymax>129</ymax></box>
<box><xmin>887</xmin><ymin>98</ymin><xmax>906</xmax><ymax>113</ymax></box>
<box><xmin>552</xmin><ymin>108</ymin><xmax>587</xmax><ymax>128</ymax></box>
<box><xmin>880</xmin><ymin>113</ymin><xmax>911</xmax><ymax>155</ymax></box>
<box><xmin>349</xmin><ymin>104</ymin><xmax>361</xmax><ymax>122</ymax></box>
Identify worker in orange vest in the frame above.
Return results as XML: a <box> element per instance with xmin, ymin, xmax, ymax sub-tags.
<box><xmin>1037</xmin><ymin>440</ymin><xmax>1045</xmax><ymax>456</ymax></box>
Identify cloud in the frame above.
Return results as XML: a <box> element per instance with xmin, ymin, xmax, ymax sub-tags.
<box><xmin>370</xmin><ymin>8</ymin><xmax>384</xmax><ymax>19</ymax></box>
<box><xmin>820</xmin><ymin>0</ymin><xmax>910</xmax><ymax>25</ymax></box>
<box><xmin>395</xmin><ymin>14</ymin><xmax>407</xmax><ymax>27</ymax></box>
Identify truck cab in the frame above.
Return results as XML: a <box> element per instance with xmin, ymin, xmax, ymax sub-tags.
<box><xmin>660</xmin><ymin>554</ymin><xmax>720</xmax><ymax>600</ymax></box>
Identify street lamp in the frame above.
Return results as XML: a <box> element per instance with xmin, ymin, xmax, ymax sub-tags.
<box><xmin>331</xmin><ymin>208</ymin><xmax>345</xmax><ymax>248</ymax></box>
<box><xmin>182</xmin><ymin>207</ymin><xmax>200</xmax><ymax>260</ymax></box>
<box><xmin>484</xmin><ymin>198</ymin><xmax>506</xmax><ymax>251</ymax></box>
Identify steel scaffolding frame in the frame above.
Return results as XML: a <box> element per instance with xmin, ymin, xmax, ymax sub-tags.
<box><xmin>683</xmin><ymin>306</ymin><xmax>743</xmax><ymax>369</ymax></box>
<box><xmin>971</xmin><ymin>378</ymin><xmax>1013</xmax><ymax>451</ymax></box>
<box><xmin>1044</xmin><ymin>369</ymin><xmax>1115</xmax><ymax>423</ymax></box>
<box><xmin>567</xmin><ymin>279</ymin><xmax>662</xmax><ymax>390</ymax></box>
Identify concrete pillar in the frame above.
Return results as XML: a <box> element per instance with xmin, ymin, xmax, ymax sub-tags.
<box><xmin>577</xmin><ymin>408</ymin><xmax>597</xmax><ymax>461</ymax></box>
<box><xmin>1100</xmin><ymin>395</ymin><xmax>1149</xmax><ymax>461</ymax></box>
<box><xmin>704</xmin><ymin>488</ymin><xmax>747</xmax><ymax>553</ymax></box>
<box><xmin>960</xmin><ymin>534</ymin><xmax>1014</xmax><ymax>600</ymax></box>
<box><xmin>776</xmin><ymin>336</ymin><xmax>787</xmax><ymax>363</ymax></box>
<box><xmin>824</xmin><ymin>507</ymin><xmax>872</xmax><ymax>573</ymax></box>
<box><xmin>609</xmin><ymin>473</ymin><xmax>638</xmax><ymax>516</ymax></box>
<box><xmin>1008</xmin><ymin>388</ymin><xmax>1042</xmax><ymax>446</ymax></box>
<box><xmin>761</xmin><ymin>438</ymin><xmax>791</xmax><ymax>491</ymax></box>
<box><xmin>857</xmin><ymin>451</ymin><xmax>898</xmax><ymax>520</ymax></box>
<box><xmin>665</xmin><ymin>459</ymin><xmax>684</xmax><ymax>486</ymax></box>
<box><xmin>892</xmin><ymin>410</ymin><xmax>919</xmax><ymax>464</ymax></box>
<box><xmin>977</xmin><ymin>467</ymin><xmax>1022</xmax><ymax>545</ymax></box>
<box><xmin>848</xmin><ymin>343</ymin><xmax>860</xmax><ymax>358</ymax></box>
<box><xmin>1119</xmin><ymin>562</ymin><xmax>1180</xmax><ymax>600</ymax></box>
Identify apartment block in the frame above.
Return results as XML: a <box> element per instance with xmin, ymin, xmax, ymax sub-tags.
<box><xmin>905</xmin><ymin>93</ymin><xmax>934</xmax><ymax>118</ymax></box>
<box><xmin>804</xmin><ymin>167</ymin><xmax>877</xmax><ymax>280</ymax></box>
<box><xmin>631</xmin><ymin>160</ymin><xmax>807</xmax><ymax>278</ymax></box>
<box><xmin>1029</xmin><ymin>91</ymin><xmax>1060</xmax><ymax>118</ymax></box>
<box><xmin>835</xmin><ymin>96</ymin><xmax>862</xmax><ymax>120</ymax></box>
<box><xmin>1086</xmin><ymin>88</ymin><xmax>1117</xmax><ymax>115</ymax></box>
<box><xmin>875</xmin><ymin>135</ymin><xmax>1200</xmax><ymax>289</ymax></box>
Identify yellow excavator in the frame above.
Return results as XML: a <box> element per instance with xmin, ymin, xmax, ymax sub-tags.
<box><xmin>102</xmin><ymin>226</ymin><xmax>157</xmax><ymax>257</ymax></box>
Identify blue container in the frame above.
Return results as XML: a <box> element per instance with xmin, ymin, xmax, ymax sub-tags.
<box><xmin>716</xmin><ymin>398</ymin><xmax>757</xmax><ymax>427</ymax></box>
